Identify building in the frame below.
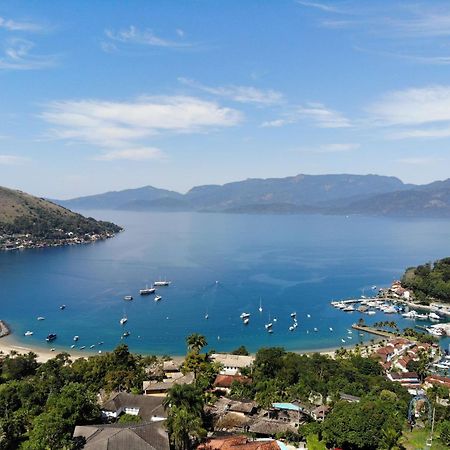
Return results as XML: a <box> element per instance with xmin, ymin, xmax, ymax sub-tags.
<box><xmin>213</xmin><ymin>374</ymin><xmax>252</xmax><ymax>394</ymax></box>
<box><xmin>339</xmin><ymin>393</ymin><xmax>361</xmax><ymax>403</ymax></box>
<box><xmin>198</xmin><ymin>436</ymin><xmax>280</xmax><ymax>450</ymax></box>
<box><xmin>101</xmin><ymin>393</ymin><xmax>166</xmax><ymax>421</ymax></box>
<box><xmin>73</xmin><ymin>421</ymin><xmax>169</xmax><ymax>450</ymax></box>
<box><xmin>210</xmin><ymin>354</ymin><xmax>255</xmax><ymax>375</ymax></box>
<box><xmin>143</xmin><ymin>372</ymin><xmax>195</xmax><ymax>396</ymax></box>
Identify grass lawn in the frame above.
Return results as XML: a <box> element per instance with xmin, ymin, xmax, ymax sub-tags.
<box><xmin>401</xmin><ymin>428</ymin><xmax>447</xmax><ymax>450</ymax></box>
<box><xmin>306</xmin><ymin>434</ymin><xmax>327</xmax><ymax>450</ymax></box>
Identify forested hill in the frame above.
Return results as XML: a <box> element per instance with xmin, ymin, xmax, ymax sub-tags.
<box><xmin>402</xmin><ymin>257</ymin><xmax>450</xmax><ymax>303</ymax></box>
<box><xmin>0</xmin><ymin>186</ymin><xmax>121</xmax><ymax>248</ymax></box>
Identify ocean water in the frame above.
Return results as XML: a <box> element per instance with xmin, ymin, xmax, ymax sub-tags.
<box><xmin>1</xmin><ymin>211</ymin><xmax>449</xmax><ymax>355</ymax></box>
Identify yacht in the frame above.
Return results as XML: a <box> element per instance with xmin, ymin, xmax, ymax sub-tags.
<box><xmin>37</xmin><ymin>316</ymin><xmax>45</xmax><ymax>321</ymax></box>
<box><xmin>120</xmin><ymin>316</ymin><xmax>128</xmax><ymax>325</ymax></box>
<box><xmin>24</xmin><ymin>331</ymin><xmax>33</xmax><ymax>336</ymax></box>
<box><xmin>46</xmin><ymin>333</ymin><xmax>57</xmax><ymax>342</ymax></box>
<box><xmin>240</xmin><ymin>312</ymin><xmax>251</xmax><ymax>319</ymax></box>
<box><xmin>343</xmin><ymin>305</ymin><xmax>355</xmax><ymax>312</ymax></box>
<box><xmin>429</xmin><ymin>312</ymin><xmax>441</xmax><ymax>321</ymax></box>
<box><xmin>154</xmin><ymin>295</ymin><xmax>162</xmax><ymax>302</ymax></box>
<box><xmin>123</xmin><ymin>295</ymin><xmax>133</xmax><ymax>301</ymax></box>
<box><xmin>416</xmin><ymin>313</ymin><xmax>429</xmax><ymax>320</ymax></box>
<box><xmin>154</xmin><ymin>280</ymin><xmax>171</xmax><ymax>286</ymax></box>
<box><xmin>140</xmin><ymin>286</ymin><xmax>156</xmax><ymax>295</ymax></box>
<box><xmin>383</xmin><ymin>306</ymin><xmax>397</xmax><ymax>314</ymax></box>
<box><xmin>427</xmin><ymin>327</ymin><xmax>445</xmax><ymax>337</ymax></box>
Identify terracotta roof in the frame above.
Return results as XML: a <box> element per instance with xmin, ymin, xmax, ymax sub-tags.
<box><xmin>214</xmin><ymin>375</ymin><xmax>252</xmax><ymax>389</ymax></box>
<box><xmin>73</xmin><ymin>421</ymin><xmax>169</xmax><ymax>450</ymax></box>
<box><xmin>199</xmin><ymin>436</ymin><xmax>279</xmax><ymax>450</ymax></box>
<box><xmin>425</xmin><ymin>375</ymin><xmax>450</xmax><ymax>388</ymax></box>
<box><xmin>389</xmin><ymin>372</ymin><xmax>418</xmax><ymax>380</ymax></box>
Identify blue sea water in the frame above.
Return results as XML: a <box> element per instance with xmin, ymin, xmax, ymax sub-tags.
<box><xmin>1</xmin><ymin>211</ymin><xmax>449</xmax><ymax>356</ymax></box>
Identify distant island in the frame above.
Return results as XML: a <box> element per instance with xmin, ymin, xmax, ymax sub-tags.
<box><xmin>54</xmin><ymin>173</ymin><xmax>450</xmax><ymax>218</ymax></box>
<box><xmin>0</xmin><ymin>186</ymin><xmax>122</xmax><ymax>251</ymax></box>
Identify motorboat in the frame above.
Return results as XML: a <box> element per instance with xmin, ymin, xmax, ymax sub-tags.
<box><xmin>154</xmin><ymin>295</ymin><xmax>162</xmax><ymax>302</ymax></box>
<box><xmin>290</xmin><ymin>312</ymin><xmax>297</xmax><ymax>318</ymax></box>
<box><xmin>60</xmin><ymin>304</ymin><xmax>66</xmax><ymax>310</ymax></box>
<box><xmin>265</xmin><ymin>323</ymin><xmax>273</xmax><ymax>329</ymax></box>
<box><xmin>140</xmin><ymin>286</ymin><xmax>156</xmax><ymax>295</ymax></box>
<box><xmin>154</xmin><ymin>280</ymin><xmax>171</xmax><ymax>286</ymax></box>
<box><xmin>73</xmin><ymin>335</ymin><xmax>79</xmax><ymax>341</ymax></box>
<box><xmin>46</xmin><ymin>333</ymin><xmax>57</xmax><ymax>342</ymax></box>
<box><xmin>37</xmin><ymin>316</ymin><xmax>45</xmax><ymax>321</ymax></box>
<box><xmin>259</xmin><ymin>298</ymin><xmax>263</xmax><ymax>313</ymax></box>
<box><xmin>122</xmin><ymin>331</ymin><xmax>130</xmax><ymax>338</ymax></box>
<box><xmin>429</xmin><ymin>312</ymin><xmax>441</xmax><ymax>321</ymax></box>
<box><xmin>240</xmin><ymin>312</ymin><xmax>251</xmax><ymax>319</ymax></box>
<box><xmin>80</xmin><ymin>346</ymin><xmax>86</xmax><ymax>350</ymax></box>
<box><xmin>120</xmin><ymin>316</ymin><xmax>128</xmax><ymax>325</ymax></box>
<box><xmin>123</xmin><ymin>295</ymin><xmax>133</xmax><ymax>301</ymax></box>
<box><xmin>243</xmin><ymin>318</ymin><xmax>249</xmax><ymax>325</ymax></box>
<box><xmin>24</xmin><ymin>331</ymin><xmax>33</xmax><ymax>336</ymax></box>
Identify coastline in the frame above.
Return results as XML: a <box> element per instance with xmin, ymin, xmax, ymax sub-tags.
<box><xmin>0</xmin><ymin>331</ymin><xmax>383</xmax><ymax>363</ymax></box>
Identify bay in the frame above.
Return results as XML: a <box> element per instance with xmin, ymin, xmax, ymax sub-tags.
<box><xmin>1</xmin><ymin>211</ymin><xmax>449</xmax><ymax>355</ymax></box>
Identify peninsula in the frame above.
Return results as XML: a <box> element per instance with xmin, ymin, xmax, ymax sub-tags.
<box><xmin>0</xmin><ymin>186</ymin><xmax>122</xmax><ymax>251</ymax></box>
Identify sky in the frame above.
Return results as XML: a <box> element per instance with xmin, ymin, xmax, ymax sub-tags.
<box><xmin>1</xmin><ymin>0</ymin><xmax>450</xmax><ymax>198</ymax></box>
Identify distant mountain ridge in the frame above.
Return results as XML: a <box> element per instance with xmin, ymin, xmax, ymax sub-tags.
<box><xmin>54</xmin><ymin>174</ymin><xmax>450</xmax><ymax>218</ymax></box>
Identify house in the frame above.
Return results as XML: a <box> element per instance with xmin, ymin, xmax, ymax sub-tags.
<box><xmin>73</xmin><ymin>421</ymin><xmax>169</xmax><ymax>450</ymax></box>
<box><xmin>198</xmin><ymin>436</ymin><xmax>280</xmax><ymax>450</ymax></box>
<box><xmin>210</xmin><ymin>354</ymin><xmax>255</xmax><ymax>375</ymax></box>
<box><xmin>213</xmin><ymin>375</ymin><xmax>252</xmax><ymax>393</ymax></box>
<box><xmin>339</xmin><ymin>393</ymin><xmax>360</xmax><ymax>403</ymax></box>
<box><xmin>424</xmin><ymin>374</ymin><xmax>450</xmax><ymax>389</ymax></box>
<box><xmin>101</xmin><ymin>393</ymin><xmax>166</xmax><ymax>421</ymax></box>
<box><xmin>310</xmin><ymin>405</ymin><xmax>330</xmax><ymax>421</ymax></box>
<box><xmin>143</xmin><ymin>372</ymin><xmax>195</xmax><ymax>396</ymax></box>
<box><xmin>387</xmin><ymin>372</ymin><xmax>421</xmax><ymax>389</ymax></box>
<box><xmin>207</xmin><ymin>397</ymin><xmax>258</xmax><ymax>433</ymax></box>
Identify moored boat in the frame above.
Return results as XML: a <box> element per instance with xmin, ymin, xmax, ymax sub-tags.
<box><xmin>123</xmin><ymin>295</ymin><xmax>133</xmax><ymax>301</ymax></box>
<box><xmin>46</xmin><ymin>333</ymin><xmax>57</xmax><ymax>342</ymax></box>
<box><xmin>140</xmin><ymin>286</ymin><xmax>156</xmax><ymax>295</ymax></box>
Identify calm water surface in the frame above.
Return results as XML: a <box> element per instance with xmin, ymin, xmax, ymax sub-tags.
<box><xmin>1</xmin><ymin>211</ymin><xmax>449</xmax><ymax>355</ymax></box>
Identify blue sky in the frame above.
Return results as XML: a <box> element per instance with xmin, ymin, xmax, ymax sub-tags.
<box><xmin>1</xmin><ymin>0</ymin><xmax>450</xmax><ymax>198</ymax></box>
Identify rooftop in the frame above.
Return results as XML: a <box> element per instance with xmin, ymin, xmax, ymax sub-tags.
<box><xmin>101</xmin><ymin>393</ymin><xmax>166</xmax><ymax>421</ymax></box>
<box><xmin>211</xmin><ymin>354</ymin><xmax>255</xmax><ymax>369</ymax></box>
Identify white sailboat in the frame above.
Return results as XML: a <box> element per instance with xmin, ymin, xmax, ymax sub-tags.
<box><xmin>259</xmin><ymin>297</ymin><xmax>263</xmax><ymax>313</ymax></box>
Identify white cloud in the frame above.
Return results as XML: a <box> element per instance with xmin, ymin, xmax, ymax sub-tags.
<box><xmin>296</xmin><ymin>1</ymin><xmax>341</xmax><ymax>13</ymax></box>
<box><xmin>0</xmin><ymin>38</ymin><xmax>56</xmax><ymax>70</ymax></box>
<box><xmin>178</xmin><ymin>77</ymin><xmax>283</xmax><ymax>105</ymax></box>
<box><xmin>104</xmin><ymin>25</ymin><xmax>189</xmax><ymax>49</ymax></box>
<box><xmin>397</xmin><ymin>156</ymin><xmax>443</xmax><ymax>165</ymax></box>
<box><xmin>41</xmin><ymin>95</ymin><xmax>242</xmax><ymax>160</ymax></box>
<box><xmin>293</xmin><ymin>143</ymin><xmax>360</xmax><ymax>153</ymax></box>
<box><xmin>0</xmin><ymin>16</ymin><xmax>42</xmax><ymax>32</ymax></box>
<box><xmin>0</xmin><ymin>154</ymin><xmax>29</xmax><ymax>165</ymax></box>
<box><xmin>93</xmin><ymin>147</ymin><xmax>164</xmax><ymax>161</ymax></box>
<box><xmin>262</xmin><ymin>102</ymin><xmax>351</xmax><ymax>128</ymax></box>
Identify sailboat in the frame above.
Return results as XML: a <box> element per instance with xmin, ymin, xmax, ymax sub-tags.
<box><xmin>259</xmin><ymin>297</ymin><xmax>263</xmax><ymax>313</ymax></box>
<box><xmin>140</xmin><ymin>285</ymin><xmax>156</xmax><ymax>295</ymax></box>
<box><xmin>205</xmin><ymin>310</ymin><xmax>209</xmax><ymax>320</ymax></box>
<box><xmin>265</xmin><ymin>313</ymin><xmax>273</xmax><ymax>330</ymax></box>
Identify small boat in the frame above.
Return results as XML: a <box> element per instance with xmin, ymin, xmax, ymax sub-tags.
<box><xmin>98</xmin><ymin>341</ymin><xmax>104</xmax><ymax>345</ymax></box>
<box><xmin>120</xmin><ymin>316</ymin><xmax>128</xmax><ymax>325</ymax></box>
<box><xmin>46</xmin><ymin>333</ymin><xmax>57</xmax><ymax>342</ymax></box>
<box><xmin>90</xmin><ymin>344</ymin><xmax>95</xmax><ymax>349</ymax></box>
<box><xmin>273</xmin><ymin>317</ymin><xmax>277</xmax><ymax>322</ymax></box>
<box><xmin>60</xmin><ymin>304</ymin><xmax>66</xmax><ymax>310</ymax></box>
<box><xmin>265</xmin><ymin>323</ymin><xmax>273</xmax><ymax>329</ymax></box>
<box><xmin>290</xmin><ymin>312</ymin><xmax>297</xmax><ymax>318</ymax></box>
<box><xmin>367</xmin><ymin>310</ymin><xmax>376</xmax><ymax>315</ymax></box>
<box><xmin>416</xmin><ymin>313</ymin><xmax>429</xmax><ymax>320</ymax></box>
<box><xmin>341</xmin><ymin>339</ymin><xmax>346</xmax><ymax>343</ymax></box>
<box><xmin>348</xmin><ymin>336</ymin><xmax>353</xmax><ymax>339</ymax></box>
<box><xmin>240</xmin><ymin>312</ymin><xmax>251</xmax><ymax>319</ymax></box>
<box><xmin>37</xmin><ymin>316</ymin><xmax>45</xmax><ymax>321</ymax></box>
<box><xmin>73</xmin><ymin>336</ymin><xmax>80</xmax><ymax>342</ymax></box>
<box><xmin>429</xmin><ymin>312</ymin><xmax>441</xmax><ymax>321</ymax></box>
<box><xmin>205</xmin><ymin>313</ymin><xmax>209</xmax><ymax>320</ymax></box>
<box><xmin>24</xmin><ymin>331</ymin><xmax>33</xmax><ymax>336</ymax></box>
<box><xmin>371</xmin><ymin>285</ymin><xmax>377</xmax><ymax>290</ymax></box>
<box><xmin>307</xmin><ymin>314</ymin><xmax>311</xmax><ymax>318</ymax></box>
<box><xmin>329</xmin><ymin>327</ymin><xmax>333</xmax><ymax>332</ymax></box>
<box><xmin>70</xmin><ymin>344</ymin><xmax>75</xmax><ymax>348</ymax></box>
<box><xmin>343</xmin><ymin>305</ymin><xmax>355</xmax><ymax>312</ymax></box>
<box><xmin>154</xmin><ymin>280</ymin><xmax>171</xmax><ymax>286</ymax></box>
<box><xmin>293</xmin><ymin>322</ymin><xmax>298</xmax><ymax>328</ymax></box>
<box><xmin>50</xmin><ymin>348</ymin><xmax>55</xmax><ymax>352</ymax></box>
<box><xmin>289</xmin><ymin>326</ymin><xmax>295</xmax><ymax>331</ymax></box>
<box><xmin>154</xmin><ymin>295</ymin><xmax>162</xmax><ymax>302</ymax></box>
<box><xmin>268</xmin><ymin>328</ymin><xmax>273</xmax><ymax>334</ymax></box>
<box><xmin>80</xmin><ymin>346</ymin><xmax>86</xmax><ymax>350</ymax></box>
<box><xmin>243</xmin><ymin>318</ymin><xmax>249</xmax><ymax>325</ymax></box>
<box><xmin>140</xmin><ymin>285</ymin><xmax>156</xmax><ymax>295</ymax></box>
<box><xmin>123</xmin><ymin>295</ymin><xmax>133</xmax><ymax>301</ymax></box>
<box><xmin>122</xmin><ymin>331</ymin><xmax>130</xmax><ymax>338</ymax></box>
<box><xmin>313</xmin><ymin>327</ymin><xmax>318</xmax><ymax>332</ymax></box>
<box><xmin>259</xmin><ymin>298</ymin><xmax>263</xmax><ymax>313</ymax></box>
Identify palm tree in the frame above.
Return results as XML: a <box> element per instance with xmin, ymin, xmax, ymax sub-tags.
<box><xmin>166</xmin><ymin>406</ymin><xmax>206</xmax><ymax>450</ymax></box>
<box><xmin>378</xmin><ymin>427</ymin><xmax>401</xmax><ymax>450</ymax></box>
<box><xmin>163</xmin><ymin>383</ymin><xmax>204</xmax><ymax>416</ymax></box>
<box><xmin>186</xmin><ymin>333</ymin><xmax>207</xmax><ymax>353</ymax></box>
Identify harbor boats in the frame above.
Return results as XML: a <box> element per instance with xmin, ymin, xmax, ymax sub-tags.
<box><xmin>122</xmin><ymin>331</ymin><xmax>130</xmax><ymax>338</ymax></box>
<box><xmin>343</xmin><ymin>305</ymin><xmax>355</xmax><ymax>312</ymax></box>
<box><xmin>415</xmin><ymin>313</ymin><xmax>429</xmax><ymax>320</ymax></box>
<box><xmin>313</xmin><ymin>327</ymin><xmax>318</xmax><ymax>332</ymax></box>
<box><xmin>426</xmin><ymin>327</ymin><xmax>445</xmax><ymax>337</ymax></box>
<box><xmin>60</xmin><ymin>304</ymin><xmax>66</xmax><ymax>310</ymax></box>
<box><xmin>382</xmin><ymin>305</ymin><xmax>396</xmax><ymax>314</ymax></box>
<box><xmin>259</xmin><ymin>298</ymin><xmax>263</xmax><ymax>313</ymax></box>
<box><xmin>119</xmin><ymin>316</ymin><xmax>128</xmax><ymax>325</ymax></box>
<box><xmin>402</xmin><ymin>310</ymin><xmax>418</xmax><ymax>319</ymax></box>
<box><xmin>46</xmin><ymin>333</ymin><xmax>57</xmax><ymax>342</ymax></box>
<box><xmin>123</xmin><ymin>295</ymin><xmax>133</xmax><ymax>301</ymax></box>
<box><xmin>240</xmin><ymin>312</ymin><xmax>251</xmax><ymax>319</ymax></box>
<box><xmin>37</xmin><ymin>316</ymin><xmax>45</xmax><ymax>321</ymax></box>
<box><xmin>140</xmin><ymin>285</ymin><xmax>156</xmax><ymax>295</ymax></box>
<box><xmin>290</xmin><ymin>312</ymin><xmax>296</xmax><ymax>318</ymax></box>
<box><xmin>154</xmin><ymin>295</ymin><xmax>162</xmax><ymax>302</ymax></box>
<box><xmin>205</xmin><ymin>313</ymin><xmax>209</xmax><ymax>320</ymax></box>
<box><xmin>24</xmin><ymin>331</ymin><xmax>33</xmax><ymax>336</ymax></box>
<box><xmin>90</xmin><ymin>344</ymin><xmax>95</xmax><ymax>349</ymax></box>
<box><xmin>289</xmin><ymin>326</ymin><xmax>294</xmax><ymax>331</ymax></box>
<box><xmin>73</xmin><ymin>335</ymin><xmax>79</xmax><ymax>341</ymax></box>
<box><xmin>79</xmin><ymin>346</ymin><xmax>86</xmax><ymax>350</ymax></box>
<box><xmin>243</xmin><ymin>318</ymin><xmax>249</xmax><ymax>325</ymax></box>
<box><xmin>367</xmin><ymin>310</ymin><xmax>376</xmax><ymax>315</ymax></box>
<box><xmin>70</xmin><ymin>344</ymin><xmax>75</xmax><ymax>348</ymax></box>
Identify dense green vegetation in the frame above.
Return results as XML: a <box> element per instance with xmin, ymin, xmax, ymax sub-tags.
<box><xmin>402</xmin><ymin>257</ymin><xmax>450</xmax><ymax>303</ymax></box>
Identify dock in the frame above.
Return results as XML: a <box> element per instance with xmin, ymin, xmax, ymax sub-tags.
<box><xmin>351</xmin><ymin>323</ymin><xmax>396</xmax><ymax>339</ymax></box>
<box><xmin>0</xmin><ymin>320</ymin><xmax>11</xmax><ymax>338</ymax></box>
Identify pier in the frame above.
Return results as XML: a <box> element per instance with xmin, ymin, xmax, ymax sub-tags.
<box><xmin>0</xmin><ymin>320</ymin><xmax>11</xmax><ymax>338</ymax></box>
<box><xmin>351</xmin><ymin>324</ymin><xmax>396</xmax><ymax>339</ymax></box>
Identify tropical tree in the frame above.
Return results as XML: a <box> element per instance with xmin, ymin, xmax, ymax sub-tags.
<box><xmin>166</xmin><ymin>406</ymin><xmax>206</xmax><ymax>450</ymax></box>
<box><xmin>163</xmin><ymin>384</ymin><xmax>204</xmax><ymax>416</ymax></box>
<box><xmin>186</xmin><ymin>334</ymin><xmax>207</xmax><ymax>353</ymax></box>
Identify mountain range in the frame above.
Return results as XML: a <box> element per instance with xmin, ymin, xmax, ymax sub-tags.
<box><xmin>54</xmin><ymin>174</ymin><xmax>450</xmax><ymax>218</ymax></box>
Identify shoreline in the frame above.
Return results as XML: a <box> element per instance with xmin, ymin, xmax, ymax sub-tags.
<box><xmin>0</xmin><ymin>332</ymin><xmax>383</xmax><ymax>363</ymax></box>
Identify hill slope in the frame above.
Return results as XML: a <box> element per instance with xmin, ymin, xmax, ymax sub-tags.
<box><xmin>0</xmin><ymin>186</ymin><xmax>121</xmax><ymax>250</ymax></box>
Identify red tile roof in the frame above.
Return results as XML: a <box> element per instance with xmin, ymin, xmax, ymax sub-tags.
<box><xmin>213</xmin><ymin>375</ymin><xmax>252</xmax><ymax>389</ymax></box>
<box><xmin>199</xmin><ymin>436</ymin><xmax>279</xmax><ymax>450</ymax></box>
<box><xmin>425</xmin><ymin>375</ymin><xmax>450</xmax><ymax>388</ymax></box>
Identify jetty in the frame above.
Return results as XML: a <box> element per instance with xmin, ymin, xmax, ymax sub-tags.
<box><xmin>0</xmin><ymin>320</ymin><xmax>11</xmax><ymax>338</ymax></box>
<box><xmin>351</xmin><ymin>323</ymin><xmax>396</xmax><ymax>339</ymax></box>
